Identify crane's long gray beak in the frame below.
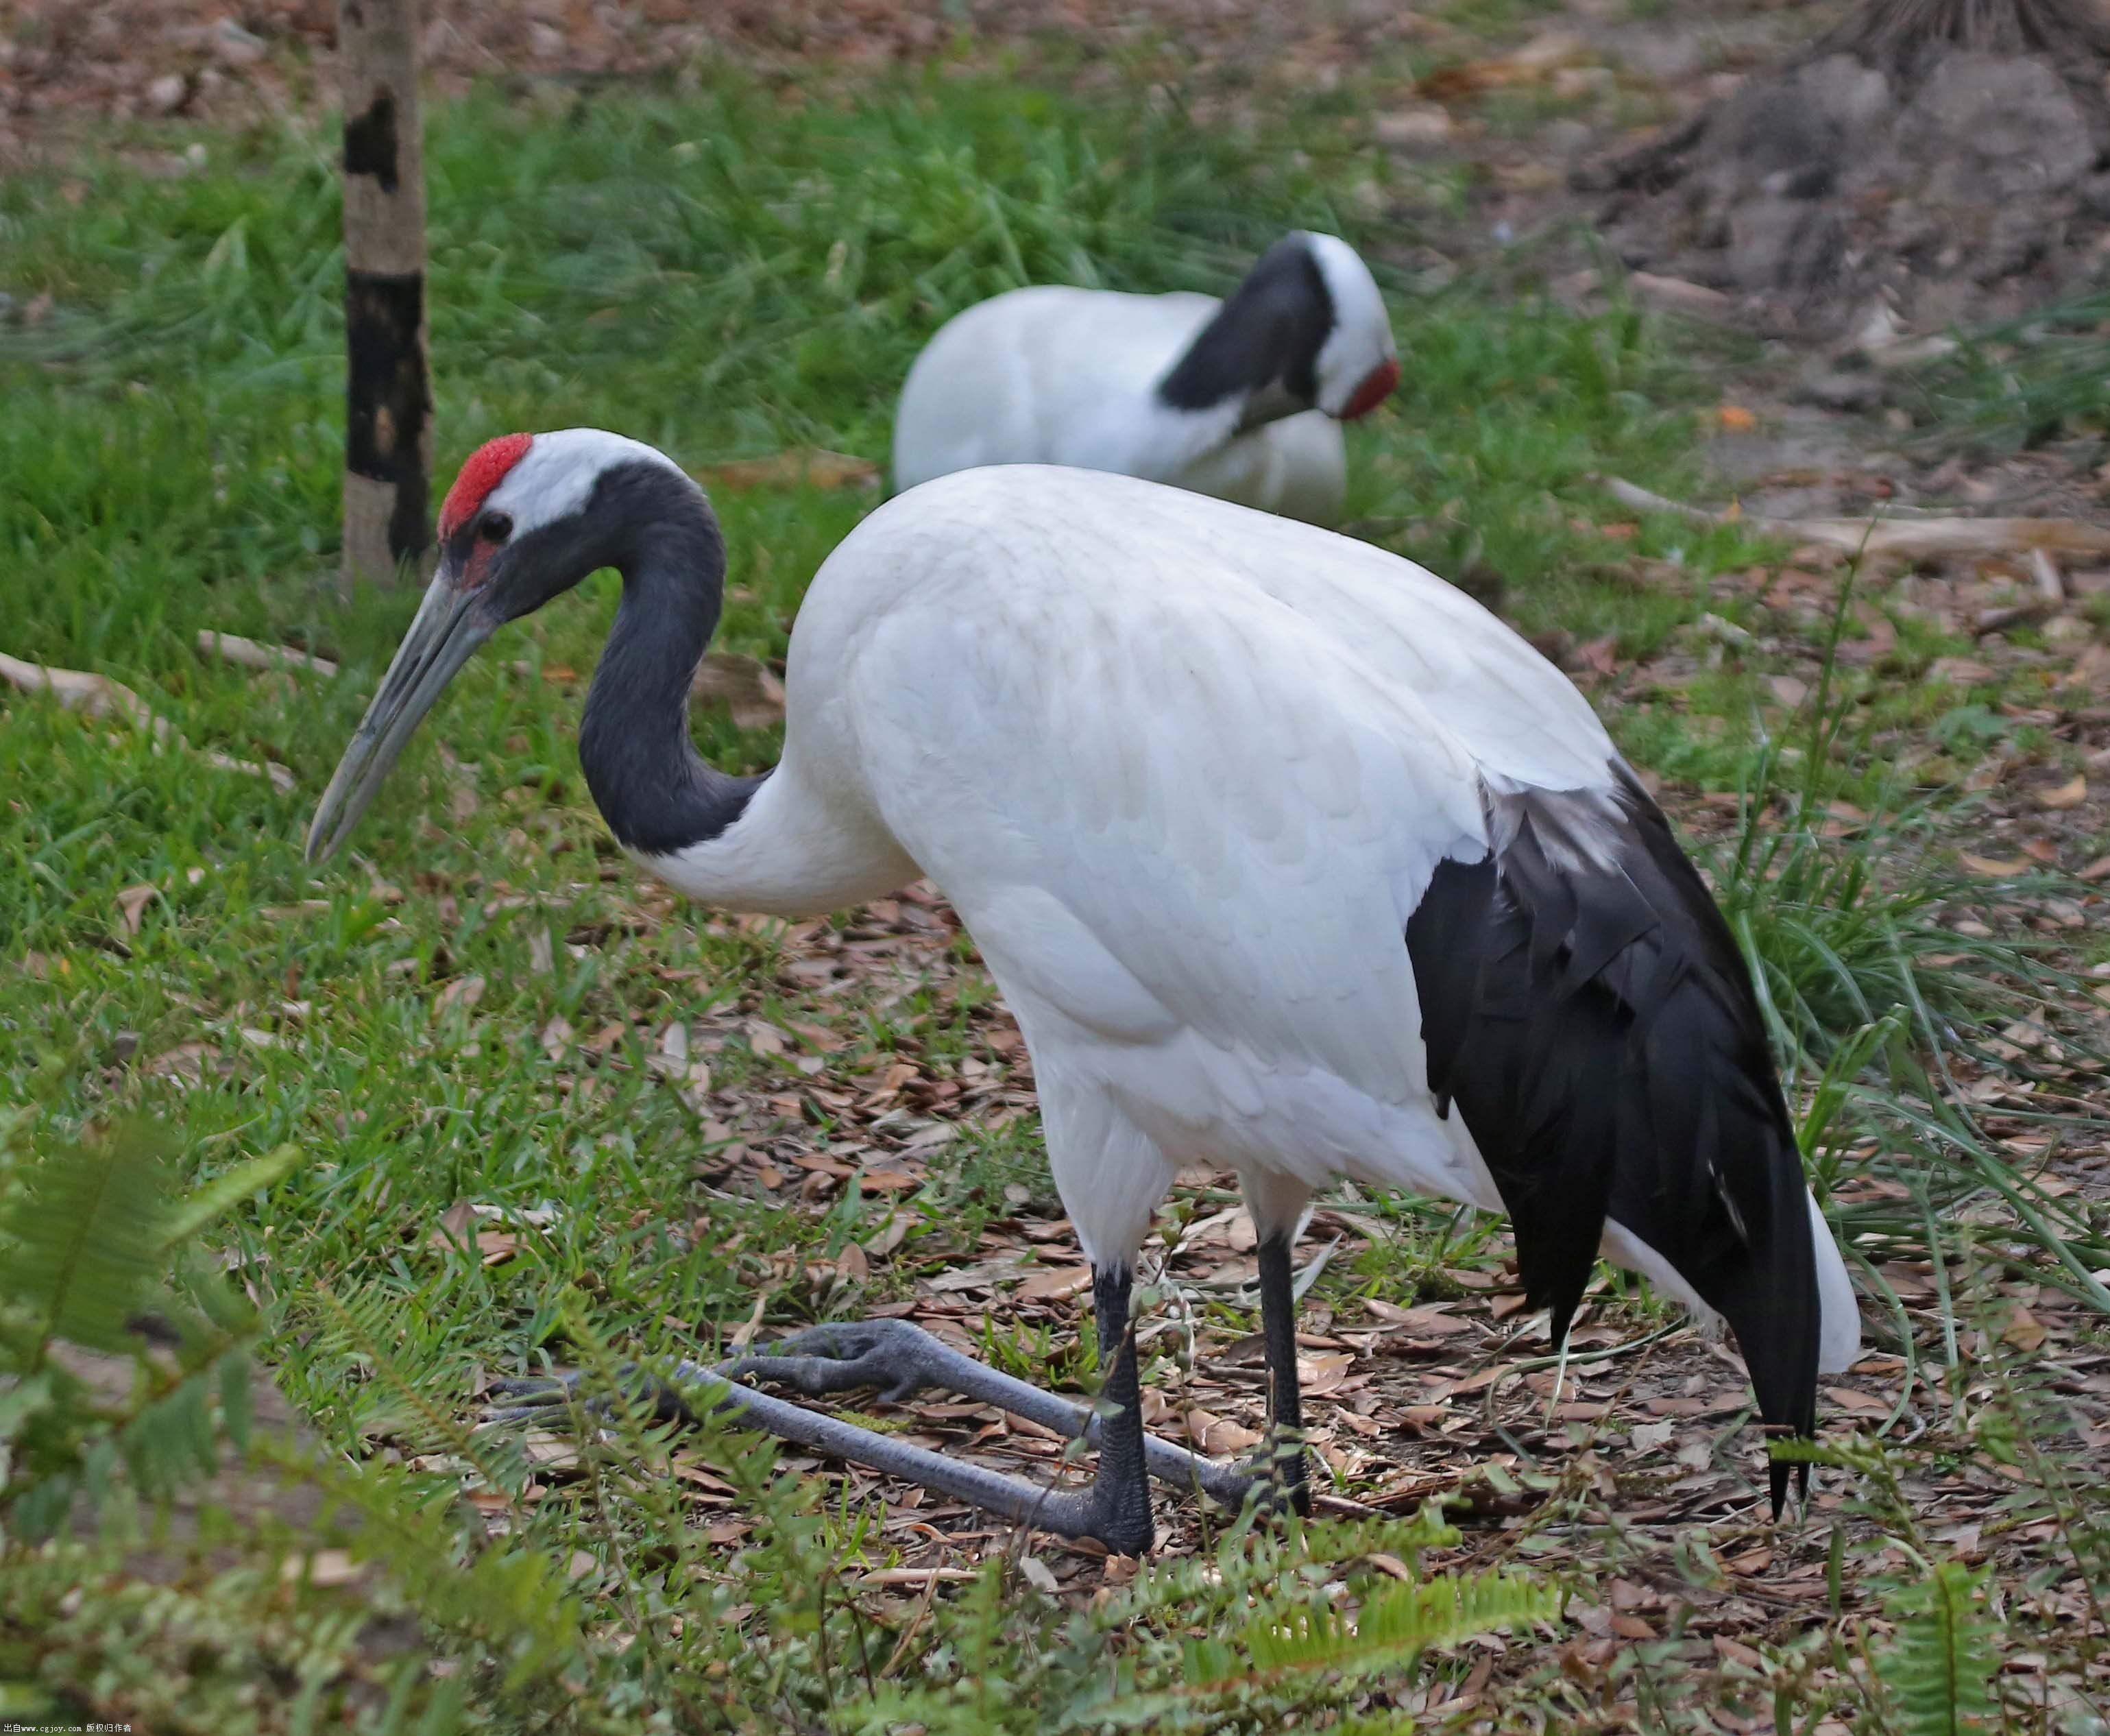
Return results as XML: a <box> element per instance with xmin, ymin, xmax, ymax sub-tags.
<box><xmin>305</xmin><ymin>567</ymin><xmax>494</xmax><ymax>863</ymax></box>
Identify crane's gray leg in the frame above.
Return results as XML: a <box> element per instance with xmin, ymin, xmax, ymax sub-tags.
<box><xmin>489</xmin><ymin>1266</ymin><xmax>1218</xmax><ymax>1554</ymax></box>
<box><xmin>1066</xmin><ymin>1263</ymin><xmax>1152</xmax><ymax>1553</ymax></box>
<box><xmin>1257</xmin><ymin>1231</ymin><xmax>1311</xmax><ymax>1514</ymax></box>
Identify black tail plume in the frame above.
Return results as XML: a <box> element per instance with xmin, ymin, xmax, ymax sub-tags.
<box><xmin>1405</xmin><ymin>773</ymin><xmax>1821</xmax><ymax>1510</ymax></box>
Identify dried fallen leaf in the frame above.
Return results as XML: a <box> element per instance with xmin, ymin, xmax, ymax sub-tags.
<box><xmin>1628</xmin><ymin>273</ymin><xmax>1732</xmax><ymax>315</ymax></box>
<box><xmin>429</xmin><ymin>1200</ymin><xmax>475</xmax><ymax>1253</ymax></box>
<box><xmin>282</xmin><ymin>1548</ymin><xmax>363</xmax><ymax>1587</ymax></box>
<box><xmin>2038</xmin><ymin>775</ymin><xmax>2087</xmax><ymax>810</ymax></box>
<box><xmin>700</xmin><ymin>449</ymin><xmax>881</xmax><ymax>492</ymax></box>
<box><xmin>114</xmin><ymin>882</ymin><xmax>160</xmax><ymax>936</ymax></box>
<box><xmin>1373</xmin><ymin>107</ymin><xmax>1457</xmax><ymax>146</ymax></box>
<box><xmin>1181</xmin><ymin>1408</ymin><xmax>1264</xmax><ymax>1455</ymax></box>
<box><xmin>1298</xmin><ymin>1351</ymin><xmax>1357</xmax><ymax>1395</ymax></box>
<box><xmin>690</xmin><ymin>651</ymin><xmax>786</xmax><ymax>731</ymax></box>
<box><xmin>2002</xmin><ymin>1305</ymin><xmax>2048</xmax><ymax>1352</ymax></box>
<box><xmin>1767</xmin><ymin>675</ymin><xmax>1808</xmax><ymax>707</ymax></box>
<box><xmin>858</xmin><ymin>1168</ymin><xmax>922</xmax><ymax>1194</ymax></box>
<box><xmin>522</xmin><ymin>1433</ymin><xmax>580</xmax><ymax>1471</ymax></box>
<box><xmin>1019</xmin><ymin>1556</ymin><xmax>1060</xmax><ymax>1594</ymax></box>
<box><xmin>1716</xmin><ymin>404</ymin><xmax>1756</xmax><ymax>431</ymax></box>
<box><xmin>526</xmin><ymin>928</ymin><xmax>555</xmax><ymax>974</ymax></box>
<box><xmin>1366</xmin><ymin>1299</ymin><xmax>1472</xmax><ymax>1336</ymax></box>
<box><xmin>863</xmin><ymin>1211</ymin><xmax>910</xmax><ymax>1259</ymax></box>
<box><xmin>143</xmin><ymin>1041</ymin><xmax>210</xmax><ymax>1087</ymax></box>
<box><xmin>1960</xmin><ymin>852</ymin><xmax>2033</xmax><ymax>878</ymax></box>
<box><xmin>435</xmin><ymin>974</ymin><xmax>486</xmax><ymax>1015</ymax></box>
<box><xmin>1418</xmin><ymin>29</ymin><xmax>1588</xmax><ymax>97</ymax></box>
<box><xmin>1017</xmin><ymin>1265</ymin><xmax>1092</xmax><ymax>1303</ymax></box>
<box><xmin>1574</xmin><ymin>634</ymin><xmax>1618</xmax><ymax>677</ymax></box>
<box><xmin>476</xmin><ymin>1229</ymin><xmax>520</xmax><ymax>1267</ymax></box>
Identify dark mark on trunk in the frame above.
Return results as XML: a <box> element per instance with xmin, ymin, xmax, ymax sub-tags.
<box><xmin>343</xmin><ymin>93</ymin><xmax>400</xmax><ymax>193</ymax></box>
<box><xmin>345</xmin><ymin>267</ymin><xmax>430</xmax><ymax>562</ymax></box>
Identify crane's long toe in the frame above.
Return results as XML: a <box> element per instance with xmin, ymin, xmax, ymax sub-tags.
<box><xmin>727</xmin><ymin>1318</ymin><xmax>948</xmax><ymax>1404</ymax></box>
<box><xmin>485</xmin><ymin>1363</ymin><xmax>714</xmax><ymax>1429</ymax></box>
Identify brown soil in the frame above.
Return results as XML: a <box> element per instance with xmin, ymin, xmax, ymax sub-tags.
<box><xmin>0</xmin><ymin>0</ymin><xmax>1414</xmax><ymax>160</ymax></box>
<box><xmin>1588</xmin><ymin>0</ymin><xmax>2110</xmax><ymax>335</ymax></box>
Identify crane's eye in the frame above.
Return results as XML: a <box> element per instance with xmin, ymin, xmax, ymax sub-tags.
<box><xmin>479</xmin><ymin>511</ymin><xmax>513</xmax><ymax>543</ymax></box>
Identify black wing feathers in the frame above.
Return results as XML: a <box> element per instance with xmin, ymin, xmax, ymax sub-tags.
<box><xmin>1405</xmin><ymin>772</ymin><xmax>1820</xmax><ymax>1507</ymax></box>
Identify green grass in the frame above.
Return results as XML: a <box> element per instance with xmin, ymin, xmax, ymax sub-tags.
<box><xmin>4</xmin><ymin>56</ymin><xmax>2109</xmax><ymax>1735</ymax></box>
<box><xmin>1897</xmin><ymin>283</ymin><xmax>2110</xmax><ymax>452</ymax></box>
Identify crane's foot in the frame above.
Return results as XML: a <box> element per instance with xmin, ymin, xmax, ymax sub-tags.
<box><xmin>729</xmin><ymin>1316</ymin><xmax>1256</xmax><ymax>1510</ymax></box>
<box><xmin>486</xmin><ymin>1346</ymin><xmax>1162</xmax><ymax>1554</ymax></box>
<box><xmin>489</xmin><ymin>1319</ymin><xmax>1257</xmax><ymax>1510</ymax></box>
<box><xmin>726</xmin><ymin>1317</ymin><xmax>953</xmax><ymax>1404</ymax></box>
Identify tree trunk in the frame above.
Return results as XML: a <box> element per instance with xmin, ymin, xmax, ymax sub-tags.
<box><xmin>1820</xmin><ymin>0</ymin><xmax>2110</xmax><ymax>69</ymax></box>
<box><xmin>337</xmin><ymin>0</ymin><xmax>431</xmax><ymax>594</ymax></box>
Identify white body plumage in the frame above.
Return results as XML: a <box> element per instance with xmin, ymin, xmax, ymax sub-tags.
<box><xmin>644</xmin><ymin>464</ymin><xmax>1860</xmax><ymax>1375</ymax></box>
<box><xmin>890</xmin><ymin>234</ymin><xmax>1398</xmax><ymax>525</ymax></box>
<box><xmin>893</xmin><ymin>288</ymin><xmax>1346</xmax><ymax>520</ymax></box>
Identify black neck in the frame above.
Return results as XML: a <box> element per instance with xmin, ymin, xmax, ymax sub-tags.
<box><xmin>574</xmin><ymin>466</ymin><xmax>767</xmax><ymax>856</ymax></box>
<box><xmin>1155</xmin><ymin>237</ymin><xmax>1334</xmax><ymax>415</ymax></box>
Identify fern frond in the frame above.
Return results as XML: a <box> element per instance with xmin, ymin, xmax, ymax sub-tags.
<box><xmin>1063</xmin><ymin>1568</ymin><xmax>1555</xmax><ymax>1728</ymax></box>
<box><xmin>1229</xmin><ymin>1569</ymin><xmax>1555</xmax><ymax>1684</ymax></box>
<box><xmin>1</xmin><ymin>1122</ymin><xmax>171</xmax><ymax>1360</ymax></box>
<box><xmin>308</xmin><ymin>1281</ymin><xmax>537</xmax><ymax>1502</ymax></box>
<box><xmin>1875</xmin><ymin>1560</ymin><xmax>1998</xmax><ymax>1736</ymax></box>
<box><xmin>156</xmin><ymin>1143</ymin><xmax>302</xmax><ymax>1251</ymax></box>
<box><xmin>252</xmin><ymin>1436</ymin><xmax>589</xmax><ymax>1691</ymax></box>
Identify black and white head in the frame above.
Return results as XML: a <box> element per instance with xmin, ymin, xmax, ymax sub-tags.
<box><xmin>1157</xmin><ymin>231</ymin><xmax>1400</xmax><ymax>429</ymax></box>
<box><xmin>306</xmin><ymin>429</ymin><xmax>720</xmax><ymax>861</ymax></box>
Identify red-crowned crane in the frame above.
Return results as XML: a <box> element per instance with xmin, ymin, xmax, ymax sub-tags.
<box><xmin>890</xmin><ymin>232</ymin><xmax>1400</xmax><ymax>525</ymax></box>
<box><xmin>308</xmin><ymin>429</ymin><xmax>1861</xmax><ymax>1555</ymax></box>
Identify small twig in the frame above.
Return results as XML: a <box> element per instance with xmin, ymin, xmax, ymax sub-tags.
<box><xmin>1593</xmin><ymin>476</ymin><xmax>2110</xmax><ymax>559</ymax></box>
<box><xmin>197</xmin><ymin>629</ymin><xmax>339</xmax><ymax>678</ymax></box>
<box><xmin>860</xmin><ymin>1566</ymin><xmax>977</xmax><ymax>1587</ymax></box>
<box><xmin>1597</xmin><ymin>476</ymin><xmax>1717</xmax><ymax>526</ymax></box>
<box><xmin>2029</xmin><ymin>546</ymin><xmax>2066</xmax><ymax>603</ymax></box>
<box><xmin>1973</xmin><ymin>602</ymin><xmax>2052</xmax><ymax>638</ymax></box>
<box><xmin>878</xmin><ymin>1563</ymin><xmax>946</xmax><ymax>1678</ymax></box>
<box><xmin>1</xmin><ymin>649</ymin><xmax>294</xmax><ymax>793</ymax></box>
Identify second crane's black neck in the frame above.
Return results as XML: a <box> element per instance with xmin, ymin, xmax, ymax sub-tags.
<box><xmin>1155</xmin><ymin>237</ymin><xmax>1335</xmax><ymax>415</ymax></box>
<box><xmin>574</xmin><ymin>462</ymin><xmax>768</xmax><ymax>857</ymax></box>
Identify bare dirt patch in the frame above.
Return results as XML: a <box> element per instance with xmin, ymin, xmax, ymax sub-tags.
<box><xmin>1588</xmin><ymin>1</ymin><xmax>2110</xmax><ymax>336</ymax></box>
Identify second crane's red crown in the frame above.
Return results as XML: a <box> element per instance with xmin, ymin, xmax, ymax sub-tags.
<box><xmin>439</xmin><ymin>432</ymin><xmax>535</xmax><ymax>541</ymax></box>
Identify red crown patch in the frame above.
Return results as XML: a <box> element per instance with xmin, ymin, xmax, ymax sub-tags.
<box><xmin>438</xmin><ymin>432</ymin><xmax>535</xmax><ymax>540</ymax></box>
